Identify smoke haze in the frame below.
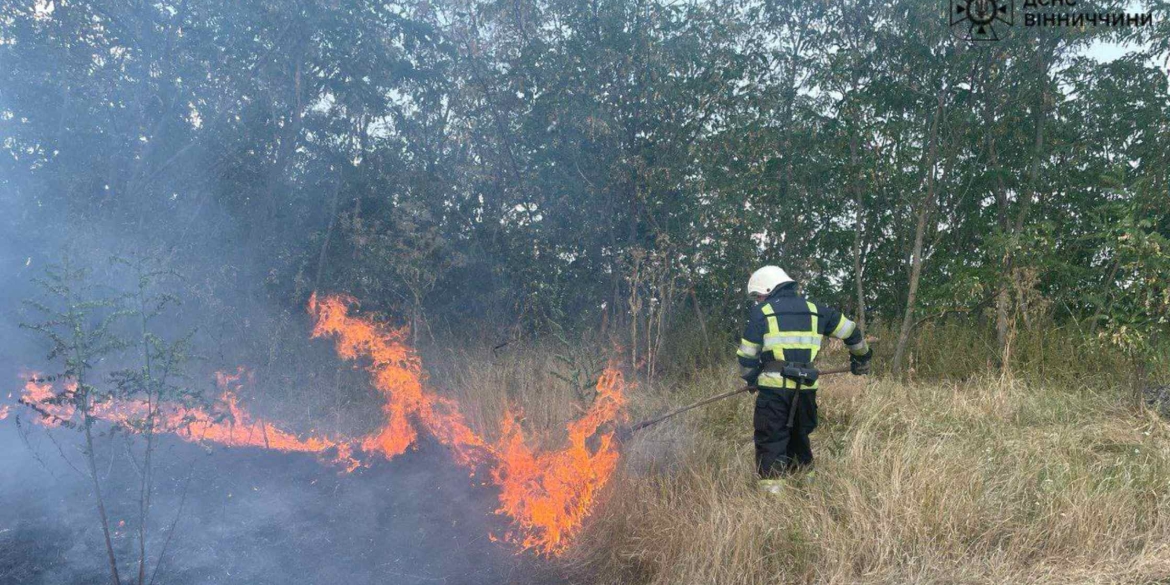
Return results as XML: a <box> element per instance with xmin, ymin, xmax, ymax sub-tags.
<box><xmin>0</xmin><ymin>422</ymin><xmax>556</xmax><ymax>584</ymax></box>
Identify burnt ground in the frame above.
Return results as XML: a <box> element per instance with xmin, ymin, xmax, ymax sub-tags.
<box><xmin>0</xmin><ymin>422</ymin><xmax>563</xmax><ymax>585</ymax></box>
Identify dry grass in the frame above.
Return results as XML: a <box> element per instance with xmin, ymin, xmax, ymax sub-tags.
<box><xmin>422</xmin><ymin>343</ymin><xmax>605</xmax><ymax>449</ymax></box>
<box><xmin>270</xmin><ymin>326</ymin><xmax>1170</xmax><ymax>584</ymax></box>
<box><xmin>567</xmin><ymin>364</ymin><xmax>1170</xmax><ymax>585</ymax></box>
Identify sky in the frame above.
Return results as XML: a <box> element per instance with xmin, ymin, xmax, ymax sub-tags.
<box><xmin>1081</xmin><ymin>0</ymin><xmax>1164</xmax><ymax>64</ymax></box>
<box><xmin>1084</xmin><ymin>38</ymin><xmax>1152</xmax><ymax>62</ymax></box>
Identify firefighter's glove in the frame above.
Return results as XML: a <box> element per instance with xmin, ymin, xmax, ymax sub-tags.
<box><xmin>850</xmin><ymin>347</ymin><xmax>873</xmax><ymax>376</ymax></box>
<box><xmin>740</xmin><ymin>366</ymin><xmax>760</xmax><ymax>389</ymax></box>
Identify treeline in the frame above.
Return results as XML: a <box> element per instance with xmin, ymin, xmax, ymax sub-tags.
<box><xmin>1</xmin><ymin>0</ymin><xmax>1167</xmax><ymax>375</ymax></box>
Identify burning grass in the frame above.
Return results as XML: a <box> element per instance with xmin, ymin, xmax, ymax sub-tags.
<box><xmin>306</xmin><ymin>292</ymin><xmax>628</xmax><ymax>555</ymax></box>
<box><xmin>11</xmin><ymin>293</ymin><xmax>629</xmax><ymax>558</ymax></box>
<box><xmin>490</xmin><ymin>368</ymin><xmax>627</xmax><ymax>555</ymax></box>
<box><xmin>18</xmin><ymin>292</ymin><xmax>1165</xmax><ymax>580</ymax></box>
<box><xmin>17</xmin><ymin>369</ymin><xmax>360</xmax><ymax>469</ymax></box>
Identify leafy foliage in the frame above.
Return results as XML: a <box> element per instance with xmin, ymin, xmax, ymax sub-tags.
<box><xmin>1</xmin><ymin>0</ymin><xmax>1166</xmax><ymax>375</ymax></box>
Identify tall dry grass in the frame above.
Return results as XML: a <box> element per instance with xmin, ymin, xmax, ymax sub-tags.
<box><xmin>567</xmin><ymin>362</ymin><xmax>1170</xmax><ymax>584</ymax></box>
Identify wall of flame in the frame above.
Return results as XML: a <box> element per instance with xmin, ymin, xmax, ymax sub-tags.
<box><xmin>7</xmin><ymin>292</ymin><xmax>628</xmax><ymax>557</ymax></box>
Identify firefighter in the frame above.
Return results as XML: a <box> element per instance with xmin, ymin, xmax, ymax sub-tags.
<box><xmin>735</xmin><ymin>265</ymin><xmax>872</xmax><ymax>494</ymax></box>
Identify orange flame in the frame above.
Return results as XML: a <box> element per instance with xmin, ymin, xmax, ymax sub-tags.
<box><xmin>17</xmin><ymin>370</ymin><xmax>358</xmax><ymax>471</ymax></box>
<box><xmin>490</xmin><ymin>368</ymin><xmax>627</xmax><ymax>554</ymax></box>
<box><xmin>307</xmin><ymin>293</ymin><xmax>629</xmax><ymax>554</ymax></box>
<box><xmin>307</xmin><ymin>293</ymin><xmax>489</xmax><ymax>467</ymax></box>
<box><xmin>19</xmin><ymin>375</ymin><xmax>76</xmax><ymax>426</ymax></box>
<box><xmin>11</xmin><ymin>293</ymin><xmax>629</xmax><ymax>556</ymax></box>
<box><xmin>175</xmin><ymin>370</ymin><xmax>360</xmax><ymax>472</ymax></box>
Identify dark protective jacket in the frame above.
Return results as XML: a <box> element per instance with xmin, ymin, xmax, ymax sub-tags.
<box><xmin>736</xmin><ymin>282</ymin><xmax>868</xmax><ymax>389</ymax></box>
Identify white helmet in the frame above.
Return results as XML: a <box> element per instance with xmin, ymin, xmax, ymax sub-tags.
<box><xmin>747</xmin><ymin>265</ymin><xmax>793</xmax><ymax>297</ymax></box>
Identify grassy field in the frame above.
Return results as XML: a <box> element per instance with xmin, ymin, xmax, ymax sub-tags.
<box><xmin>564</xmin><ymin>360</ymin><xmax>1170</xmax><ymax>584</ymax></box>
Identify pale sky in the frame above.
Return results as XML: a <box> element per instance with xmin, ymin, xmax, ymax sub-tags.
<box><xmin>1080</xmin><ymin>0</ymin><xmax>1161</xmax><ymax>63</ymax></box>
<box><xmin>1085</xmin><ymin>40</ymin><xmax>1138</xmax><ymax>61</ymax></box>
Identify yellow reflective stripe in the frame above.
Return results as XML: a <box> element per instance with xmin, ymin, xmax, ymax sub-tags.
<box><xmin>848</xmin><ymin>338</ymin><xmax>870</xmax><ymax>356</ymax></box>
<box><xmin>831</xmin><ymin>316</ymin><xmax>856</xmax><ymax>339</ymax></box>
<box><xmin>737</xmin><ymin>339</ymin><xmax>762</xmax><ymax>358</ymax></box>
<box><xmin>757</xmin><ymin>371</ymin><xmax>792</xmax><ymax>388</ymax></box>
<box><xmin>762</xmin><ymin>334</ymin><xmax>821</xmax><ymax>349</ymax></box>
<box><xmin>757</xmin><ymin>300</ymin><xmax>824</xmax><ymax>356</ymax></box>
<box><xmin>760</xmin><ymin>302</ymin><xmax>781</xmax><ymax>339</ymax></box>
<box><xmin>763</xmin><ymin>327</ymin><xmax>822</xmax><ymax>350</ymax></box>
<box><xmin>756</xmin><ymin>371</ymin><xmax>819</xmax><ymax>389</ymax></box>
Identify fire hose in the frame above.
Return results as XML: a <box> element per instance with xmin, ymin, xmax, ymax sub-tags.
<box><xmin>616</xmin><ymin>365</ymin><xmax>852</xmax><ymax>441</ymax></box>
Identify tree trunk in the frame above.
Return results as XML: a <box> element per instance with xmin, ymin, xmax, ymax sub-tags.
<box><xmin>997</xmin><ymin>44</ymin><xmax>1049</xmax><ymax>372</ymax></box>
<box><xmin>66</xmin><ymin>288</ymin><xmax>121</xmax><ymax>585</ymax></box>
<box><xmin>83</xmin><ymin>398</ymin><xmax>122</xmax><ymax>585</ymax></box>
<box><xmin>892</xmin><ymin>197</ymin><xmax>932</xmax><ymax>374</ymax></box>
<box><xmin>849</xmin><ymin>125</ymin><xmax>867</xmax><ymax>331</ymax></box>
<box><xmin>689</xmin><ymin>285</ymin><xmax>710</xmax><ymax>352</ymax></box>
<box><xmin>978</xmin><ymin>49</ymin><xmax>1012</xmax><ymax>370</ymax></box>
<box><xmin>314</xmin><ymin>170</ymin><xmax>344</xmax><ymax>293</ymax></box>
<box><xmin>893</xmin><ymin>89</ymin><xmax>945</xmax><ymax>374</ymax></box>
<box><xmin>135</xmin><ymin>279</ymin><xmax>159</xmax><ymax>585</ymax></box>
<box><xmin>990</xmin><ymin>135</ymin><xmax>1012</xmax><ymax>364</ymax></box>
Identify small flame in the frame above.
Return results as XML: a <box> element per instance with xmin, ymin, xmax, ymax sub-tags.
<box><xmin>19</xmin><ymin>375</ymin><xmax>76</xmax><ymax>426</ymax></box>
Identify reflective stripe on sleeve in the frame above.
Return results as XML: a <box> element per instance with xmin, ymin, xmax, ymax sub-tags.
<box><xmin>737</xmin><ymin>339</ymin><xmax>762</xmax><ymax>358</ymax></box>
<box><xmin>831</xmin><ymin>316</ymin><xmax>856</xmax><ymax>339</ymax></box>
<box><xmin>847</xmin><ymin>338</ymin><xmax>870</xmax><ymax>356</ymax></box>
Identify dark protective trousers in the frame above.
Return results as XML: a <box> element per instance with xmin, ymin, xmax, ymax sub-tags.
<box><xmin>754</xmin><ymin>387</ymin><xmax>818</xmax><ymax>478</ymax></box>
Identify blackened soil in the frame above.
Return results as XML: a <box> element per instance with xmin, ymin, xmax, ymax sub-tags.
<box><xmin>0</xmin><ymin>423</ymin><xmax>564</xmax><ymax>585</ymax></box>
